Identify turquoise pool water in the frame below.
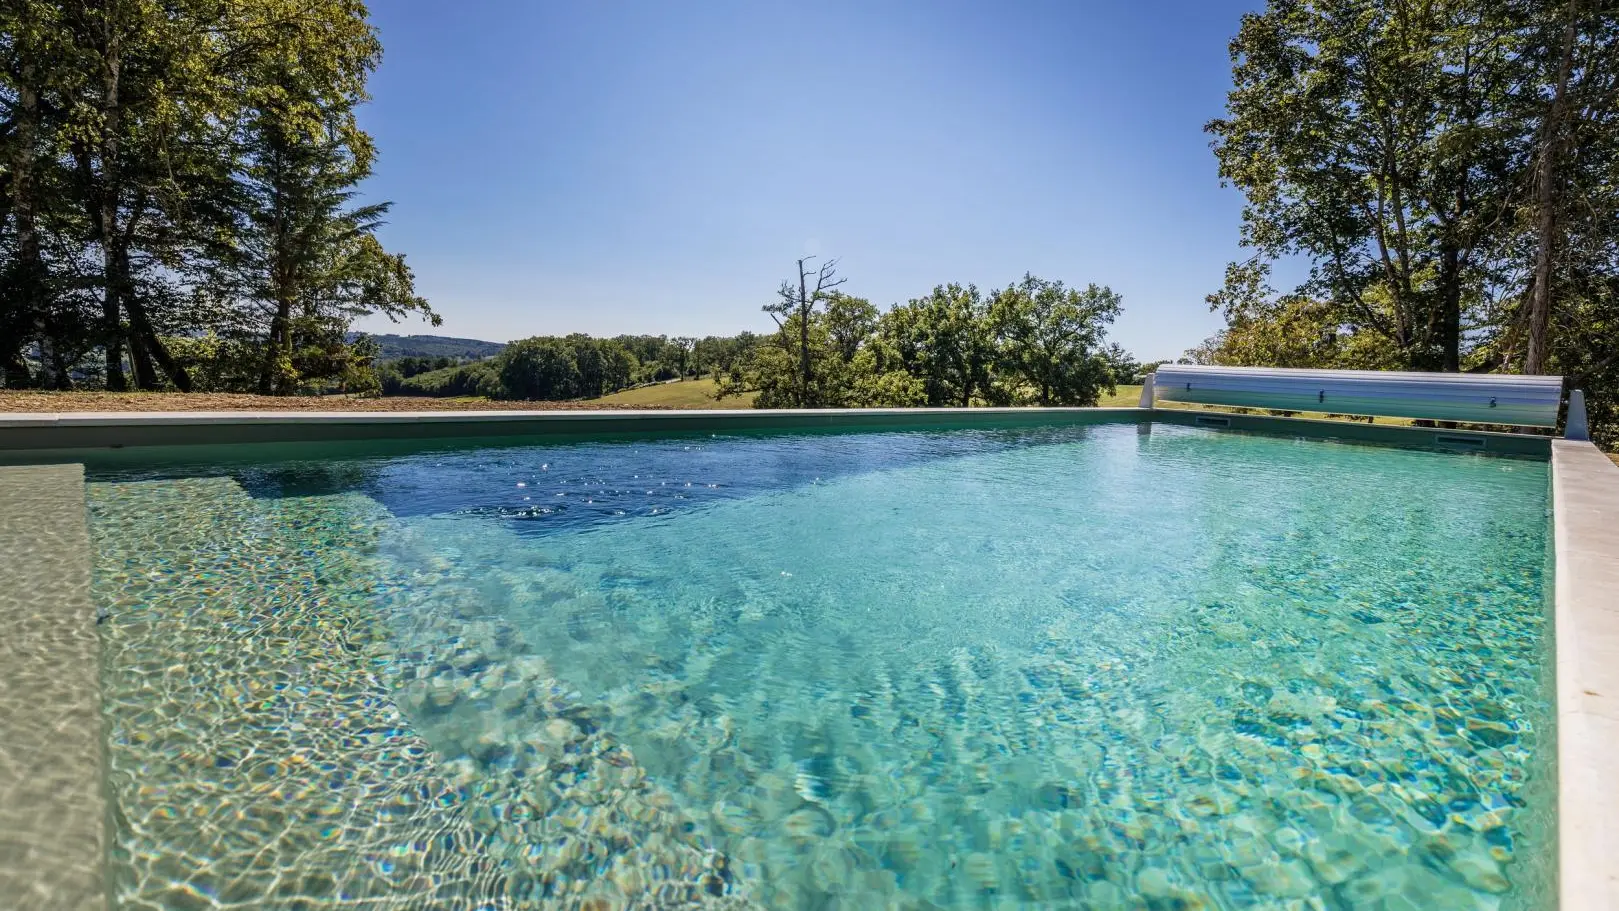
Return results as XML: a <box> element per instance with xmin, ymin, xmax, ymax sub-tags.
<box><xmin>87</xmin><ymin>423</ymin><xmax>1554</xmax><ymax>910</ymax></box>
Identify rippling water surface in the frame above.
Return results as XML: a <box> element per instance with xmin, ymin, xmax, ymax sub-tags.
<box><xmin>88</xmin><ymin>423</ymin><xmax>1554</xmax><ymax>910</ymax></box>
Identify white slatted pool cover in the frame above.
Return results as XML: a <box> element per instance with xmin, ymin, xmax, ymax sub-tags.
<box><xmin>1153</xmin><ymin>365</ymin><xmax>1564</xmax><ymax>427</ymax></box>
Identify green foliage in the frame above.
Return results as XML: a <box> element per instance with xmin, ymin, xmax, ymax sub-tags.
<box><xmin>721</xmin><ymin>268</ymin><xmax>1130</xmax><ymax>410</ymax></box>
<box><xmin>0</xmin><ymin>0</ymin><xmax>434</xmax><ymax>394</ymax></box>
<box><xmin>1544</xmin><ymin>279</ymin><xmax>1619</xmax><ymax>449</ymax></box>
<box><xmin>372</xmin><ymin>334</ymin><xmax>765</xmax><ymax>402</ymax></box>
<box><xmin>499</xmin><ymin>339</ymin><xmax>582</xmax><ymax>401</ymax></box>
<box><xmin>753</xmin><ymin>258</ymin><xmax>848</xmax><ymax>407</ymax></box>
<box><xmin>363</xmin><ymin>334</ymin><xmax>506</xmax><ymax>361</ymax></box>
<box><xmin>691</xmin><ymin>333</ymin><xmax>760</xmax><ymax>379</ymax></box>
<box><xmin>1474</xmin><ymin>270</ymin><xmax>1619</xmax><ymax>449</ymax></box>
<box><xmin>605</xmin><ymin>334</ymin><xmax>758</xmax><ymax>384</ymax></box>
<box><xmin>1191</xmin><ymin>261</ymin><xmax>1402</xmax><ymax>370</ymax></box>
<box><xmin>1203</xmin><ymin>0</ymin><xmax>1619</xmax><ymax>445</ymax></box>
<box><xmin>877</xmin><ymin>284</ymin><xmax>997</xmax><ymax>406</ymax></box>
<box><xmin>1101</xmin><ymin>344</ymin><xmax>1144</xmax><ymax>386</ymax></box>
<box><xmin>375</xmin><ymin>354</ymin><xmax>459</xmax><ymax>394</ymax></box>
<box><xmin>395</xmin><ymin>356</ymin><xmax>460</xmax><ymax>378</ymax></box>
<box><xmin>395</xmin><ymin>361</ymin><xmax>501</xmax><ymax>398</ymax></box>
<box><xmin>591</xmin><ymin>377</ymin><xmax>756</xmax><ymax>409</ymax></box>
<box><xmin>1205</xmin><ymin>0</ymin><xmax>1522</xmax><ymax>372</ymax></box>
<box><xmin>494</xmin><ymin>335</ymin><xmax>636</xmax><ymax>401</ymax></box>
<box><xmin>989</xmin><ymin>276</ymin><xmax>1122</xmax><ymax>406</ymax></box>
<box><xmin>165</xmin><ymin>336</ymin><xmax>265</xmax><ymax>393</ymax></box>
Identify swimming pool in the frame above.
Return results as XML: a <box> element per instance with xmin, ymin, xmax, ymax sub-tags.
<box><xmin>81</xmin><ymin>421</ymin><xmax>1554</xmax><ymax>909</ymax></box>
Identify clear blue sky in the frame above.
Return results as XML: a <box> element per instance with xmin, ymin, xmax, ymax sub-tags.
<box><xmin>354</xmin><ymin>0</ymin><xmax>1264</xmax><ymax>361</ymax></box>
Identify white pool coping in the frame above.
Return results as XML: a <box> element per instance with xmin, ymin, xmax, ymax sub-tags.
<box><xmin>1551</xmin><ymin>440</ymin><xmax>1619</xmax><ymax>911</ymax></box>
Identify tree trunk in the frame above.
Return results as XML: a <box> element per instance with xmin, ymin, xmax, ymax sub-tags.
<box><xmin>1527</xmin><ymin>0</ymin><xmax>1580</xmax><ymax>375</ymax></box>
<box><xmin>104</xmin><ymin>223</ymin><xmax>166</xmax><ymax>389</ymax></box>
<box><xmin>101</xmin><ymin>245</ymin><xmax>127</xmax><ymax>390</ymax></box>
<box><xmin>1438</xmin><ymin>245</ymin><xmax>1462</xmax><ymax>372</ymax></box>
<box><xmin>35</xmin><ymin>322</ymin><xmax>57</xmax><ymax>389</ymax></box>
<box><xmin>259</xmin><ymin>301</ymin><xmax>292</xmax><ymax>395</ymax></box>
<box><xmin>10</xmin><ymin>57</ymin><xmax>48</xmax><ymax>389</ymax></box>
<box><xmin>797</xmin><ymin>260</ymin><xmax>810</xmax><ymax>407</ymax></box>
<box><xmin>49</xmin><ymin>342</ymin><xmax>73</xmax><ymax>390</ymax></box>
<box><xmin>92</xmin><ymin>3</ymin><xmax>130</xmax><ymax>391</ymax></box>
<box><xmin>127</xmin><ymin>330</ymin><xmax>159</xmax><ymax>390</ymax></box>
<box><xmin>124</xmin><ymin>287</ymin><xmax>191</xmax><ymax>391</ymax></box>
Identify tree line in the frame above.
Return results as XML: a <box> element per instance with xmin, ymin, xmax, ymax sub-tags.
<box><xmin>1</xmin><ymin>0</ymin><xmax>432</xmax><ymax>395</ymax></box>
<box><xmin>377</xmin><ymin>270</ymin><xmax>1137</xmax><ymax>411</ymax></box>
<box><xmin>383</xmin><ymin>333</ymin><xmax>763</xmax><ymax>401</ymax></box>
<box><xmin>1195</xmin><ymin>0</ymin><xmax>1619</xmax><ymax>445</ymax></box>
<box><xmin>718</xmin><ymin>259</ymin><xmax>1136</xmax><ymax>408</ymax></box>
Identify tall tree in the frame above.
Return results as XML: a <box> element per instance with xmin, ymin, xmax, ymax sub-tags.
<box><xmin>989</xmin><ymin>276</ymin><xmax>1121</xmax><ymax>406</ymax></box>
<box><xmin>2</xmin><ymin>0</ymin><xmax>434</xmax><ymax>394</ymax></box>
<box><xmin>1519</xmin><ymin>0</ymin><xmax>1619</xmax><ymax>381</ymax></box>
<box><xmin>193</xmin><ymin>0</ymin><xmax>433</xmax><ymax>394</ymax></box>
<box><xmin>1204</xmin><ymin>0</ymin><xmax>1619</xmax><ymax>443</ymax></box>
<box><xmin>1207</xmin><ymin>0</ymin><xmax>1521</xmax><ymax>373</ymax></box>
<box><xmin>53</xmin><ymin>0</ymin><xmax>227</xmax><ymax>390</ymax></box>
<box><xmin>1525</xmin><ymin>0</ymin><xmax>1579</xmax><ymax>374</ymax></box>
<box><xmin>880</xmin><ymin>284</ymin><xmax>997</xmax><ymax>407</ymax></box>
<box><xmin>212</xmin><ymin>105</ymin><xmax>433</xmax><ymax>393</ymax></box>
<box><xmin>762</xmin><ymin>257</ymin><xmax>844</xmax><ymax>407</ymax></box>
<box><xmin>2</xmin><ymin>0</ymin><xmax>105</xmax><ymax>388</ymax></box>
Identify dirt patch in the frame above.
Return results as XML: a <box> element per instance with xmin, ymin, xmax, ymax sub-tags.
<box><xmin>0</xmin><ymin>392</ymin><xmax>673</xmax><ymax>413</ymax></box>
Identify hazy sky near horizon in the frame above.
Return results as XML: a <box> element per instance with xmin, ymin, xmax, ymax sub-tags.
<box><xmin>353</xmin><ymin>0</ymin><xmax>1267</xmax><ymax>361</ymax></box>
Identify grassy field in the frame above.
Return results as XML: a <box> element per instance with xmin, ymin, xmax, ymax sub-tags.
<box><xmin>588</xmin><ymin>378</ymin><xmax>757</xmax><ymax>409</ymax></box>
<box><xmin>1098</xmin><ymin>385</ymin><xmax>1145</xmax><ymax>408</ymax></box>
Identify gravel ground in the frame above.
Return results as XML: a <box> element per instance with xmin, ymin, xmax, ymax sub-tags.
<box><xmin>0</xmin><ymin>392</ymin><xmax>671</xmax><ymax>412</ymax></box>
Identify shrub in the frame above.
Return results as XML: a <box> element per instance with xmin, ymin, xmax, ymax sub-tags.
<box><xmin>396</xmin><ymin>361</ymin><xmax>501</xmax><ymax>397</ymax></box>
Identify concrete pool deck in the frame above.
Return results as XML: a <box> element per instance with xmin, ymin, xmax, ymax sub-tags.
<box><xmin>1551</xmin><ymin>439</ymin><xmax>1619</xmax><ymax>910</ymax></box>
<box><xmin>0</xmin><ymin>407</ymin><xmax>1608</xmax><ymax>910</ymax></box>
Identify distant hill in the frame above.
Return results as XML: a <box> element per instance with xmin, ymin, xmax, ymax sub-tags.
<box><xmin>353</xmin><ymin>333</ymin><xmax>507</xmax><ymax>361</ymax></box>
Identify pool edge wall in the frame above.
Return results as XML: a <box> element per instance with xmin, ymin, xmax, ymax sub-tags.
<box><xmin>0</xmin><ymin>463</ymin><xmax>108</xmax><ymax>911</ymax></box>
<box><xmin>1549</xmin><ymin>440</ymin><xmax>1619</xmax><ymax>910</ymax></box>
<box><xmin>0</xmin><ymin>407</ymin><xmax>1147</xmax><ymax>453</ymax></box>
<box><xmin>0</xmin><ymin>406</ymin><xmax>1556</xmax><ymax>458</ymax></box>
<box><xmin>1150</xmin><ymin>407</ymin><xmax>1554</xmax><ymax>457</ymax></box>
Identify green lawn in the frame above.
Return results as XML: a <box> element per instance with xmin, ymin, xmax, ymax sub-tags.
<box><xmin>589</xmin><ymin>377</ymin><xmax>757</xmax><ymax>409</ymax></box>
<box><xmin>1098</xmin><ymin>385</ymin><xmax>1145</xmax><ymax>408</ymax></box>
<box><xmin>582</xmin><ymin>381</ymin><xmax>1438</xmax><ymax>429</ymax></box>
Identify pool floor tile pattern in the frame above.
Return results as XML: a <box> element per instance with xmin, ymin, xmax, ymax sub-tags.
<box><xmin>88</xmin><ymin>478</ymin><xmax>758</xmax><ymax>910</ymax></box>
<box><xmin>0</xmin><ymin>464</ymin><xmax>106</xmax><ymax>911</ymax></box>
<box><xmin>90</xmin><ymin>478</ymin><xmax>494</xmax><ymax>909</ymax></box>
